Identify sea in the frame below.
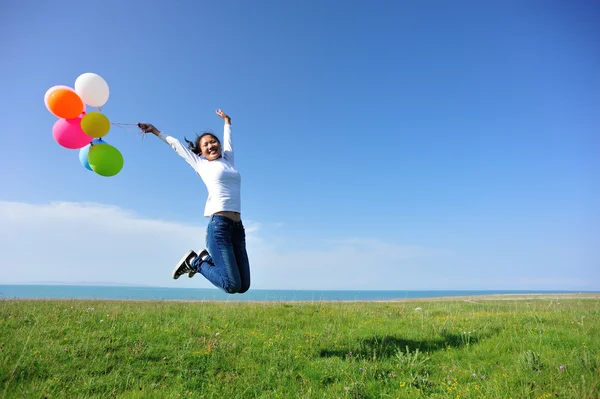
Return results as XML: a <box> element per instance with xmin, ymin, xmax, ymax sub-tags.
<box><xmin>0</xmin><ymin>285</ymin><xmax>590</xmax><ymax>302</ymax></box>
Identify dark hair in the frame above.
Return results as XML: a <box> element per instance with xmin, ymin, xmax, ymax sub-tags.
<box><xmin>184</xmin><ymin>132</ymin><xmax>220</xmax><ymax>155</ymax></box>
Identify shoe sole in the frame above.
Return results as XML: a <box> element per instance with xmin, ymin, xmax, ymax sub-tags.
<box><xmin>173</xmin><ymin>250</ymin><xmax>196</xmax><ymax>280</ymax></box>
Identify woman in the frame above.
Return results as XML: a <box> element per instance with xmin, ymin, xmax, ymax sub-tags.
<box><xmin>138</xmin><ymin>109</ymin><xmax>250</xmax><ymax>294</ymax></box>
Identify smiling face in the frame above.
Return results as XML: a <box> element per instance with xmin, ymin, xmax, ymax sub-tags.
<box><xmin>199</xmin><ymin>134</ymin><xmax>222</xmax><ymax>161</ymax></box>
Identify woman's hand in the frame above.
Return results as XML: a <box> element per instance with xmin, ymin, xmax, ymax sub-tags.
<box><xmin>216</xmin><ymin>109</ymin><xmax>231</xmax><ymax>125</ymax></box>
<box><xmin>138</xmin><ymin>123</ymin><xmax>160</xmax><ymax>135</ymax></box>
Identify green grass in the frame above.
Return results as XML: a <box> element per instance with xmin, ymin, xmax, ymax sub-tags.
<box><xmin>1</xmin><ymin>297</ymin><xmax>598</xmax><ymax>398</ymax></box>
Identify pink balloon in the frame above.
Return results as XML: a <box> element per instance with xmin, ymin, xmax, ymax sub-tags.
<box><xmin>44</xmin><ymin>85</ymin><xmax>86</xmax><ymax>114</ymax></box>
<box><xmin>52</xmin><ymin>115</ymin><xmax>92</xmax><ymax>149</ymax></box>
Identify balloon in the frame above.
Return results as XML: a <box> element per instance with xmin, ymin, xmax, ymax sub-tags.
<box><xmin>81</xmin><ymin>112</ymin><xmax>110</xmax><ymax>138</ymax></box>
<box><xmin>44</xmin><ymin>85</ymin><xmax>85</xmax><ymax>114</ymax></box>
<box><xmin>47</xmin><ymin>89</ymin><xmax>84</xmax><ymax>119</ymax></box>
<box><xmin>79</xmin><ymin>139</ymin><xmax>105</xmax><ymax>171</ymax></box>
<box><xmin>88</xmin><ymin>143</ymin><xmax>123</xmax><ymax>177</ymax></box>
<box><xmin>52</xmin><ymin>115</ymin><xmax>92</xmax><ymax>149</ymax></box>
<box><xmin>75</xmin><ymin>73</ymin><xmax>110</xmax><ymax>108</ymax></box>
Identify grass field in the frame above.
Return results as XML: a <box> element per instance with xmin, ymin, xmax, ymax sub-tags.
<box><xmin>1</xmin><ymin>296</ymin><xmax>598</xmax><ymax>398</ymax></box>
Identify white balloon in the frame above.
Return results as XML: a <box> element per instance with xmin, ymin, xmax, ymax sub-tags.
<box><xmin>75</xmin><ymin>73</ymin><xmax>110</xmax><ymax>108</ymax></box>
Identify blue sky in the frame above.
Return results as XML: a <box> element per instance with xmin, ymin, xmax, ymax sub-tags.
<box><xmin>1</xmin><ymin>0</ymin><xmax>598</xmax><ymax>290</ymax></box>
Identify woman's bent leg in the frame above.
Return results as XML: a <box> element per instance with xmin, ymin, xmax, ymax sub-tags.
<box><xmin>193</xmin><ymin>215</ymin><xmax>242</xmax><ymax>294</ymax></box>
<box><xmin>232</xmin><ymin>221</ymin><xmax>251</xmax><ymax>293</ymax></box>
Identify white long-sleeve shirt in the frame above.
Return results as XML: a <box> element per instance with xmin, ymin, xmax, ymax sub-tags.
<box><xmin>158</xmin><ymin>124</ymin><xmax>241</xmax><ymax>217</ymax></box>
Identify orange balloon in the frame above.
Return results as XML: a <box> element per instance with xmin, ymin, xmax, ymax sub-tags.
<box><xmin>47</xmin><ymin>88</ymin><xmax>84</xmax><ymax>119</ymax></box>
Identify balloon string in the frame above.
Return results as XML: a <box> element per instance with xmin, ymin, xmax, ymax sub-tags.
<box><xmin>111</xmin><ymin>122</ymin><xmax>146</xmax><ymax>139</ymax></box>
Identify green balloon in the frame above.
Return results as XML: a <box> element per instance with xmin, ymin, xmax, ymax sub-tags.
<box><xmin>88</xmin><ymin>143</ymin><xmax>124</xmax><ymax>177</ymax></box>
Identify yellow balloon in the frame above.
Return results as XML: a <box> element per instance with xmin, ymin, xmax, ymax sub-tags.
<box><xmin>81</xmin><ymin>112</ymin><xmax>110</xmax><ymax>138</ymax></box>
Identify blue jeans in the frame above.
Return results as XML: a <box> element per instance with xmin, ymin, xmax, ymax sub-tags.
<box><xmin>191</xmin><ymin>214</ymin><xmax>251</xmax><ymax>294</ymax></box>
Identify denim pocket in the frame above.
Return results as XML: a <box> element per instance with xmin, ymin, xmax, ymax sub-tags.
<box><xmin>213</xmin><ymin>221</ymin><xmax>231</xmax><ymax>230</ymax></box>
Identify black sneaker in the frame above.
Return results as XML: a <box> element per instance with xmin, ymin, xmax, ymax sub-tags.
<box><xmin>188</xmin><ymin>249</ymin><xmax>210</xmax><ymax>278</ymax></box>
<box><xmin>172</xmin><ymin>250</ymin><xmax>197</xmax><ymax>280</ymax></box>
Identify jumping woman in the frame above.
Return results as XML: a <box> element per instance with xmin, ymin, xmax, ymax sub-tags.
<box><xmin>138</xmin><ymin>109</ymin><xmax>250</xmax><ymax>294</ymax></box>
